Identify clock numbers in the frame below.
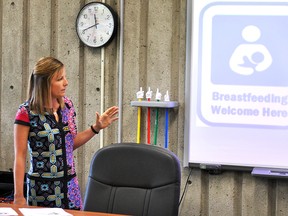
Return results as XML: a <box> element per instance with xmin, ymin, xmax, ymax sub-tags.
<box><xmin>76</xmin><ymin>2</ymin><xmax>117</xmax><ymax>47</ymax></box>
<box><xmin>106</xmin><ymin>14</ymin><xmax>111</xmax><ymax>20</ymax></box>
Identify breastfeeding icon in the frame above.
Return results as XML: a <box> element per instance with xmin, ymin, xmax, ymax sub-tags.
<box><xmin>229</xmin><ymin>25</ymin><xmax>272</xmax><ymax>76</ymax></box>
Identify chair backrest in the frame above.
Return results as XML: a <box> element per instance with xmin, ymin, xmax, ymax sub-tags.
<box><xmin>83</xmin><ymin>142</ymin><xmax>181</xmax><ymax>216</ymax></box>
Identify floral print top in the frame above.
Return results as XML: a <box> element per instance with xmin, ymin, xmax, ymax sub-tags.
<box><xmin>14</xmin><ymin>96</ymin><xmax>82</xmax><ymax>209</ymax></box>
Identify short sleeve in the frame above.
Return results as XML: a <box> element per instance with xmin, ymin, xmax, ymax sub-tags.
<box><xmin>14</xmin><ymin>105</ymin><xmax>30</xmax><ymax>126</ymax></box>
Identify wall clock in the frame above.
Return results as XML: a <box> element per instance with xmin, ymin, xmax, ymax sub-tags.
<box><xmin>76</xmin><ymin>2</ymin><xmax>118</xmax><ymax>48</ymax></box>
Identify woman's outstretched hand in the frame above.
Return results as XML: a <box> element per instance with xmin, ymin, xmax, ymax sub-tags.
<box><xmin>93</xmin><ymin>106</ymin><xmax>119</xmax><ymax>132</ymax></box>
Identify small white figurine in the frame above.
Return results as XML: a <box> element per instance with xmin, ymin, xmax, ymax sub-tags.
<box><xmin>146</xmin><ymin>87</ymin><xmax>153</xmax><ymax>100</ymax></box>
<box><xmin>136</xmin><ymin>87</ymin><xmax>144</xmax><ymax>99</ymax></box>
<box><xmin>164</xmin><ymin>90</ymin><xmax>170</xmax><ymax>102</ymax></box>
<box><xmin>155</xmin><ymin>88</ymin><xmax>162</xmax><ymax>101</ymax></box>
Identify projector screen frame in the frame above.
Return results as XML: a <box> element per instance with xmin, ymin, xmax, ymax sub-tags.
<box><xmin>183</xmin><ymin>0</ymin><xmax>288</xmax><ymax>172</ymax></box>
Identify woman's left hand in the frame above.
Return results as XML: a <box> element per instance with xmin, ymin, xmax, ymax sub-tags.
<box><xmin>93</xmin><ymin>106</ymin><xmax>119</xmax><ymax>132</ymax></box>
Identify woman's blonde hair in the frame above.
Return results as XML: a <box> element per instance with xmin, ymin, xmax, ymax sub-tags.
<box><xmin>27</xmin><ymin>56</ymin><xmax>64</xmax><ymax>114</ymax></box>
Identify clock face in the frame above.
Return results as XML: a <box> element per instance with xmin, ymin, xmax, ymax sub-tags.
<box><xmin>76</xmin><ymin>2</ymin><xmax>117</xmax><ymax>48</ymax></box>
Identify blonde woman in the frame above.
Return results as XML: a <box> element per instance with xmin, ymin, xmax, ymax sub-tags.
<box><xmin>13</xmin><ymin>57</ymin><xmax>118</xmax><ymax>210</ymax></box>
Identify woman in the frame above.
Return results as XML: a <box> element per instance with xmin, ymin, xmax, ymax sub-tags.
<box><xmin>13</xmin><ymin>57</ymin><xmax>118</xmax><ymax>210</ymax></box>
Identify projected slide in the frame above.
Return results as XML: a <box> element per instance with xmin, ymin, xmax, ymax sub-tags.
<box><xmin>198</xmin><ymin>2</ymin><xmax>288</xmax><ymax>128</ymax></box>
<box><xmin>185</xmin><ymin>0</ymin><xmax>288</xmax><ymax>169</ymax></box>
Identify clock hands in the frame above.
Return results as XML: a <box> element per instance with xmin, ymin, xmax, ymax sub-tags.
<box><xmin>82</xmin><ymin>24</ymin><xmax>96</xmax><ymax>33</ymax></box>
<box><xmin>94</xmin><ymin>14</ymin><xmax>98</xmax><ymax>29</ymax></box>
<box><xmin>76</xmin><ymin>2</ymin><xmax>117</xmax><ymax>47</ymax></box>
<box><xmin>82</xmin><ymin>14</ymin><xmax>99</xmax><ymax>33</ymax></box>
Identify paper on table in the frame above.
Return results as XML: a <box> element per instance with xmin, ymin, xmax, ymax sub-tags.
<box><xmin>0</xmin><ymin>207</ymin><xmax>18</xmax><ymax>215</ymax></box>
<box><xmin>19</xmin><ymin>208</ymin><xmax>72</xmax><ymax>216</ymax></box>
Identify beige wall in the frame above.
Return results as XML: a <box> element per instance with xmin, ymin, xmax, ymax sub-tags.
<box><xmin>0</xmin><ymin>0</ymin><xmax>287</xmax><ymax>215</ymax></box>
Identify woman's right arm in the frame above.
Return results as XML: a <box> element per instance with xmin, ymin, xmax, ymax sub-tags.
<box><xmin>13</xmin><ymin>124</ymin><xmax>29</xmax><ymax>205</ymax></box>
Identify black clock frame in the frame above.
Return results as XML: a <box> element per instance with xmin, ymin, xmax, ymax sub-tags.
<box><xmin>76</xmin><ymin>1</ymin><xmax>118</xmax><ymax>48</ymax></box>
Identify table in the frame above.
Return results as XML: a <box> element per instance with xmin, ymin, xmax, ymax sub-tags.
<box><xmin>0</xmin><ymin>203</ymin><xmax>127</xmax><ymax>216</ymax></box>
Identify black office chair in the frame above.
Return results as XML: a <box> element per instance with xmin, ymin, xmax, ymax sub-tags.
<box><xmin>83</xmin><ymin>142</ymin><xmax>181</xmax><ymax>216</ymax></box>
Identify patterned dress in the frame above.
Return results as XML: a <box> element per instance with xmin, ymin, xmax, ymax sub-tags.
<box><xmin>14</xmin><ymin>96</ymin><xmax>82</xmax><ymax>210</ymax></box>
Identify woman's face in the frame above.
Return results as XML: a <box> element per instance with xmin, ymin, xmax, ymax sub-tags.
<box><xmin>50</xmin><ymin>67</ymin><xmax>68</xmax><ymax>99</ymax></box>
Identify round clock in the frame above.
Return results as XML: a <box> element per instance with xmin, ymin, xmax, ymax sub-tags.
<box><xmin>76</xmin><ymin>2</ymin><xmax>118</xmax><ymax>48</ymax></box>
